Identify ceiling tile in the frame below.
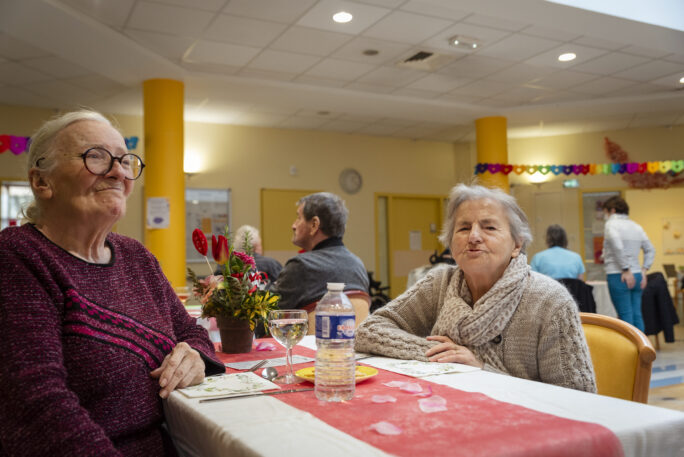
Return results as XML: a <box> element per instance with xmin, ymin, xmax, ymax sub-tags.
<box><xmin>439</xmin><ymin>92</ymin><xmax>485</xmax><ymax>104</ymax></box>
<box><xmin>476</xmin><ymin>97</ymin><xmax>519</xmax><ymax>108</ymax></box>
<box><xmin>237</xmin><ymin>68</ymin><xmax>297</xmax><ymax>82</ymax></box>
<box><xmin>521</xmin><ymin>25</ymin><xmax>580</xmax><ymax>42</ymax></box>
<box><xmin>570</xmin><ymin>76</ymin><xmax>637</xmax><ymax>95</ymax></box>
<box><xmin>293</xmin><ymin>75</ymin><xmax>348</xmax><ymax>88</ymax></box>
<box><xmin>484</xmin><ymin>62</ymin><xmax>556</xmax><ymax>85</ymax></box>
<box><xmin>203</xmin><ymin>14</ymin><xmax>287</xmax><ymax>47</ymax></box>
<box><xmin>247</xmin><ymin>49</ymin><xmax>320</xmax><ymax>74</ymax></box>
<box><xmin>223</xmin><ymin>0</ymin><xmax>318</xmax><ymax>23</ymax></box>
<box><xmin>420</xmin><ymin>22</ymin><xmax>511</xmax><ymax>54</ymax></box>
<box><xmin>406</xmin><ymin>73</ymin><xmax>471</xmax><ymax>92</ymax></box>
<box><xmin>297</xmin><ymin>0</ymin><xmax>390</xmax><ymax>35</ymax></box>
<box><xmin>279</xmin><ymin>116</ymin><xmax>330</xmax><ymax>129</ymax></box>
<box><xmin>181</xmin><ymin>60</ymin><xmax>241</xmax><ymax>75</ymax></box>
<box><xmin>330</xmin><ymin>36</ymin><xmax>410</xmax><ymax>65</ymax></box>
<box><xmin>355</xmin><ymin>66</ymin><xmax>424</xmax><ymax>87</ymax></box>
<box><xmin>464</xmin><ymin>13</ymin><xmax>527</xmax><ymax>32</ymax></box>
<box><xmin>572</xmin><ymin>35</ymin><xmax>624</xmax><ymax>51</ymax></box>
<box><xmin>149</xmin><ymin>0</ymin><xmax>226</xmax><ymax>12</ymax></box>
<box><xmin>391</xmin><ymin>87</ymin><xmax>439</xmax><ymax>98</ymax></box>
<box><xmin>338</xmin><ymin>113</ymin><xmax>383</xmax><ymax>123</ymax></box>
<box><xmin>478</xmin><ymin>33</ymin><xmax>561</xmax><ymax>61</ymax></box>
<box><xmin>65</xmin><ymin>74</ymin><xmax>127</xmax><ymax>96</ymax></box>
<box><xmin>362</xmin><ymin>11</ymin><xmax>453</xmax><ymax>44</ymax></box>
<box><xmin>531</xmin><ymin>70</ymin><xmax>598</xmax><ymax>90</ymax></box>
<box><xmin>127</xmin><ymin>1</ymin><xmax>214</xmax><ymax>36</ymax></box>
<box><xmin>345</xmin><ymin>82</ymin><xmax>395</xmax><ymax>94</ymax></box>
<box><xmin>531</xmin><ymin>90</ymin><xmax>583</xmax><ymax>104</ymax></box>
<box><xmin>124</xmin><ymin>29</ymin><xmax>195</xmax><ymax>60</ymax></box>
<box><xmin>303</xmin><ymin>58</ymin><xmax>374</xmax><ymax>81</ymax></box>
<box><xmin>650</xmin><ymin>72</ymin><xmax>684</xmax><ymax>89</ymax></box>
<box><xmin>319</xmin><ymin>119</ymin><xmax>367</xmax><ymax>132</ymax></box>
<box><xmin>270</xmin><ymin>26</ymin><xmax>353</xmax><ymax>57</ymax></box>
<box><xmin>0</xmin><ymin>62</ymin><xmax>51</xmax><ymax>85</ymax></box>
<box><xmin>0</xmin><ymin>33</ymin><xmax>50</xmax><ymax>60</ymax></box>
<box><xmin>60</xmin><ymin>0</ymin><xmax>135</xmax><ymax>28</ymax></box>
<box><xmin>355</xmin><ymin>0</ymin><xmax>406</xmax><ymax>7</ymax></box>
<box><xmin>664</xmin><ymin>53</ymin><xmax>684</xmax><ymax>64</ymax></box>
<box><xmin>356</xmin><ymin>123</ymin><xmax>403</xmax><ymax>135</ymax></box>
<box><xmin>450</xmin><ymin>79</ymin><xmax>511</xmax><ymax>97</ymax></box>
<box><xmin>184</xmin><ymin>40</ymin><xmax>261</xmax><ymax>66</ymax></box>
<box><xmin>491</xmin><ymin>85</ymin><xmax>550</xmax><ymax>102</ymax></box>
<box><xmin>612</xmin><ymin>60</ymin><xmax>684</xmax><ymax>82</ymax></box>
<box><xmin>233</xmin><ymin>112</ymin><xmax>288</xmax><ymax>126</ymax></box>
<box><xmin>400</xmin><ymin>1</ymin><xmax>469</xmax><ymax>21</ymax></box>
<box><xmin>21</xmin><ymin>80</ymin><xmax>97</xmax><ymax>103</ymax></box>
<box><xmin>22</xmin><ymin>56</ymin><xmax>91</xmax><ymax>79</ymax></box>
<box><xmin>438</xmin><ymin>55</ymin><xmax>512</xmax><ymax>79</ymax></box>
<box><xmin>571</xmin><ymin>52</ymin><xmax>650</xmax><ymax>75</ymax></box>
<box><xmin>609</xmin><ymin>82</ymin><xmax>668</xmax><ymax>97</ymax></box>
<box><xmin>621</xmin><ymin>45</ymin><xmax>670</xmax><ymax>59</ymax></box>
<box><xmin>524</xmin><ymin>43</ymin><xmax>608</xmax><ymax>69</ymax></box>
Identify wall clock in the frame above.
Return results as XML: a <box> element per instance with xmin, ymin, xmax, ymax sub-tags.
<box><xmin>339</xmin><ymin>168</ymin><xmax>362</xmax><ymax>194</ymax></box>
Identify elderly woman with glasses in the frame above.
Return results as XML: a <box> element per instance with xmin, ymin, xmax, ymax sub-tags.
<box><xmin>356</xmin><ymin>183</ymin><xmax>596</xmax><ymax>392</ymax></box>
<box><xmin>0</xmin><ymin>111</ymin><xmax>223</xmax><ymax>456</ymax></box>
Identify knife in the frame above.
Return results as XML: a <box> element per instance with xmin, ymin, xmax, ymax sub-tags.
<box><xmin>199</xmin><ymin>388</ymin><xmax>314</xmax><ymax>403</ymax></box>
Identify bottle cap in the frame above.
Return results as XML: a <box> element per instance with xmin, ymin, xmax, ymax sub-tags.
<box><xmin>326</xmin><ymin>282</ymin><xmax>345</xmax><ymax>291</ymax></box>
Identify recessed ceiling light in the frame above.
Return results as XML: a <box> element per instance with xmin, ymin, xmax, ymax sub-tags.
<box><xmin>558</xmin><ymin>52</ymin><xmax>577</xmax><ymax>62</ymax></box>
<box><xmin>332</xmin><ymin>11</ymin><xmax>353</xmax><ymax>23</ymax></box>
<box><xmin>448</xmin><ymin>35</ymin><xmax>481</xmax><ymax>51</ymax></box>
<box><xmin>680</xmin><ymin>76</ymin><xmax>684</xmax><ymax>84</ymax></box>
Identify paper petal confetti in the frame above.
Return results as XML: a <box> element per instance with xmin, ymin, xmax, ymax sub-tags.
<box><xmin>418</xmin><ymin>395</ymin><xmax>447</xmax><ymax>413</ymax></box>
<box><xmin>414</xmin><ymin>385</ymin><xmax>433</xmax><ymax>397</ymax></box>
<box><xmin>255</xmin><ymin>342</ymin><xmax>276</xmax><ymax>351</ymax></box>
<box><xmin>370</xmin><ymin>421</ymin><xmax>402</xmax><ymax>436</ymax></box>
<box><xmin>372</xmin><ymin>395</ymin><xmax>397</xmax><ymax>403</ymax></box>
<box><xmin>399</xmin><ymin>382</ymin><xmax>423</xmax><ymax>394</ymax></box>
<box><xmin>382</xmin><ymin>381</ymin><xmax>406</xmax><ymax>388</ymax></box>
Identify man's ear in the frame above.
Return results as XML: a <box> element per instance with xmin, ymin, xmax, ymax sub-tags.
<box><xmin>309</xmin><ymin>215</ymin><xmax>320</xmax><ymax>235</ymax></box>
<box><xmin>28</xmin><ymin>168</ymin><xmax>53</xmax><ymax>200</ymax></box>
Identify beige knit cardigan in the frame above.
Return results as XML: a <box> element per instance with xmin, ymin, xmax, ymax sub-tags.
<box><xmin>355</xmin><ymin>264</ymin><xmax>597</xmax><ymax>393</ymax></box>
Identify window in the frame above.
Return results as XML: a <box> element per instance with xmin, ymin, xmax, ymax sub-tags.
<box><xmin>1</xmin><ymin>181</ymin><xmax>32</xmax><ymax>229</ymax></box>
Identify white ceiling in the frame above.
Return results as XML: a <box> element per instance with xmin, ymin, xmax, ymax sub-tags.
<box><xmin>0</xmin><ymin>0</ymin><xmax>683</xmax><ymax>142</ymax></box>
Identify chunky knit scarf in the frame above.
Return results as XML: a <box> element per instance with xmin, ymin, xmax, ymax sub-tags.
<box><xmin>431</xmin><ymin>254</ymin><xmax>531</xmax><ymax>371</ymax></box>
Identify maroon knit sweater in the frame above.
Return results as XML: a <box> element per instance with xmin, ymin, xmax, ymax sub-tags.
<box><xmin>0</xmin><ymin>224</ymin><xmax>224</xmax><ymax>457</ymax></box>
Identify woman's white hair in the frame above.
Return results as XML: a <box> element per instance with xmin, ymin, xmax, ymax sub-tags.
<box><xmin>22</xmin><ymin>110</ymin><xmax>114</xmax><ymax>224</ymax></box>
<box><xmin>439</xmin><ymin>183</ymin><xmax>533</xmax><ymax>254</ymax></box>
<box><xmin>233</xmin><ymin>225</ymin><xmax>260</xmax><ymax>252</ymax></box>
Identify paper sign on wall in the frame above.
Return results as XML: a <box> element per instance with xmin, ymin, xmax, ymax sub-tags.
<box><xmin>147</xmin><ymin>197</ymin><xmax>170</xmax><ymax>229</ymax></box>
<box><xmin>409</xmin><ymin>230</ymin><xmax>422</xmax><ymax>251</ymax></box>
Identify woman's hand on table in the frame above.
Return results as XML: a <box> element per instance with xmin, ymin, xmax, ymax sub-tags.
<box><xmin>425</xmin><ymin>335</ymin><xmax>484</xmax><ymax>368</ymax></box>
<box><xmin>150</xmin><ymin>342</ymin><xmax>206</xmax><ymax>398</ymax></box>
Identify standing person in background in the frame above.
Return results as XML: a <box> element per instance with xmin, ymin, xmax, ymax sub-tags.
<box><xmin>602</xmin><ymin>196</ymin><xmax>655</xmax><ymax>331</ymax></box>
<box><xmin>270</xmin><ymin>192</ymin><xmax>368</xmax><ymax>309</ymax></box>
<box><xmin>233</xmin><ymin>224</ymin><xmax>282</xmax><ymax>282</ymax></box>
<box><xmin>531</xmin><ymin>224</ymin><xmax>585</xmax><ymax>280</ymax></box>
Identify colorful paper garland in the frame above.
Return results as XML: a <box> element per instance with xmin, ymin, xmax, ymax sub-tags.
<box><xmin>474</xmin><ymin>160</ymin><xmax>684</xmax><ymax>176</ymax></box>
<box><xmin>0</xmin><ymin>134</ymin><xmax>139</xmax><ymax>155</ymax></box>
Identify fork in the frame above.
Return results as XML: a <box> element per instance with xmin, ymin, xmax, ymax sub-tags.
<box><xmin>247</xmin><ymin>360</ymin><xmax>267</xmax><ymax>372</ymax></box>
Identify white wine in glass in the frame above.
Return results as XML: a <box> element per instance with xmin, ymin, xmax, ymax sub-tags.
<box><xmin>268</xmin><ymin>310</ymin><xmax>308</xmax><ymax>384</ymax></box>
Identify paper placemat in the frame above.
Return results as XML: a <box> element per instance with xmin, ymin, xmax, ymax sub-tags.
<box><xmin>361</xmin><ymin>356</ymin><xmax>480</xmax><ymax>378</ymax></box>
<box><xmin>224</xmin><ymin>355</ymin><xmax>314</xmax><ymax>370</ymax></box>
<box><xmin>178</xmin><ymin>372</ymin><xmax>279</xmax><ymax>399</ymax></box>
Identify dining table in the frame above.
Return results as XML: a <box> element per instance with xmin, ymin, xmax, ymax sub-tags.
<box><xmin>164</xmin><ymin>336</ymin><xmax>684</xmax><ymax>457</ymax></box>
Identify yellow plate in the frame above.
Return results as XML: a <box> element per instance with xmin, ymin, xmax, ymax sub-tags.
<box><xmin>295</xmin><ymin>366</ymin><xmax>378</xmax><ymax>384</ymax></box>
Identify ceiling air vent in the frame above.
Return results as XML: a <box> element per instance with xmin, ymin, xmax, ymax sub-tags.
<box><xmin>396</xmin><ymin>50</ymin><xmax>452</xmax><ymax>71</ymax></box>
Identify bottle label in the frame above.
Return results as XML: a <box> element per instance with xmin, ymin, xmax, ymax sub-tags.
<box><xmin>315</xmin><ymin>314</ymin><xmax>355</xmax><ymax>339</ymax></box>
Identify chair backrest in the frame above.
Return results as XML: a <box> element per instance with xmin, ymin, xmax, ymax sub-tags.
<box><xmin>579</xmin><ymin>312</ymin><xmax>656</xmax><ymax>403</ymax></box>
<box><xmin>303</xmin><ymin>290</ymin><xmax>371</xmax><ymax>335</ymax></box>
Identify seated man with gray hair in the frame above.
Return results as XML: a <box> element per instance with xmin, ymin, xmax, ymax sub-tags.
<box><xmin>270</xmin><ymin>192</ymin><xmax>369</xmax><ymax>309</ymax></box>
<box><xmin>233</xmin><ymin>224</ymin><xmax>282</xmax><ymax>282</ymax></box>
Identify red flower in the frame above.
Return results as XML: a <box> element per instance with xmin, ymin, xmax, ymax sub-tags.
<box><xmin>192</xmin><ymin>229</ymin><xmax>208</xmax><ymax>256</ymax></box>
<box><xmin>212</xmin><ymin>235</ymin><xmax>229</xmax><ymax>264</ymax></box>
<box><xmin>248</xmin><ymin>285</ymin><xmax>257</xmax><ymax>294</ymax></box>
<box><xmin>233</xmin><ymin>251</ymin><xmax>255</xmax><ymax>267</ymax></box>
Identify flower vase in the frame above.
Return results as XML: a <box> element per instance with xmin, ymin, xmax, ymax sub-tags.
<box><xmin>216</xmin><ymin>316</ymin><xmax>254</xmax><ymax>353</ymax></box>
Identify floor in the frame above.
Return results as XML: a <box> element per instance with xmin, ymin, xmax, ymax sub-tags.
<box><xmin>648</xmin><ymin>322</ymin><xmax>684</xmax><ymax>411</ymax></box>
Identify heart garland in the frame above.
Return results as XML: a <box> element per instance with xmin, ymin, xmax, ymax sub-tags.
<box><xmin>473</xmin><ymin>160</ymin><xmax>684</xmax><ymax>176</ymax></box>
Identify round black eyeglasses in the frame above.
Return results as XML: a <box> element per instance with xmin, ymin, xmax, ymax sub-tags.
<box><xmin>79</xmin><ymin>147</ymin><xmax>145</xmax><ymax>180</ymax></box>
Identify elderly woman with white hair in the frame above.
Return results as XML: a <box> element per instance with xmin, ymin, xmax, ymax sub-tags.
<box><xmin>0</xmin><ymin>110</ymin><xmax>223</xmax><ymax>456</ymax></box>
<box><xmin>233</xmin><ymin>224</ymin><xmax>282</xmax><ymax>282</ymax></box>
<box><xmin>355</xmin><ymin>183</ymin><xmax>596</xmax><ymax>392</ymax></box>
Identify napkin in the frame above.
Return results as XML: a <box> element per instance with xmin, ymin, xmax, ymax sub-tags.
<box><xmin>361</xmin><ymin>356</ymin><xmax>480</xmax><ymax>378</ymax></box>
<box><xmin>178</xmin><ymin>372</ymin><xmax>279</xmax><ymax>399</ymax></box>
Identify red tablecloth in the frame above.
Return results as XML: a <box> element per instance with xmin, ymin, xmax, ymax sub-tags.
<box><xmin>215</xmin><ymin>340</ymin><xmax>623</xmax><ymax>457</ymax></box>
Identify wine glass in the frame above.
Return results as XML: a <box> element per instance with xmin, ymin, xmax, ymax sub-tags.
<box><xmin>268</xmin><ymin>309</ymin><xmax>308</xmax><ymax>384</ymax></box>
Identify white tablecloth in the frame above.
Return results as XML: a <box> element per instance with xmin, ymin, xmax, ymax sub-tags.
<box><xmin>165</xmin><ymin>336</ymin><xmax>684</xmax><ymax>457</ymax></box>
<box><xmin>588</xmin><ymin>280</ymin><xmax>617</xmax><ymax>317</ymax></box>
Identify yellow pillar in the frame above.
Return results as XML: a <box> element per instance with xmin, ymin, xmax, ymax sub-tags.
<box><xmin>475</xmin><ymin>116</ymin><xmax>509</xmax><ymax>192</ymax></box>
<box><xmin>143</xmin><ymin>79</ymin><xmax>185</xmax><ymax>287</ymax></box>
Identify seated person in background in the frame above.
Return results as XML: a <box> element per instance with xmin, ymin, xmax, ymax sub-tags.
<box><xmin>355</xmin><ymin>184</ymin><xmax>596</xmax><ymax>393</ymax></box>
<box><xmin>233</xmin><ymin>224</ymin><xmax>282</xmax><ymax>282</ymax></box>
<box><xmin>530</xmin><ymin>224</ymin><xmax>585</xmax><ymax>280</ymax></box>
<box><xmin>0</xmin><ymin>110</ymin><xmax>224</xmax><ymax>457</ymax></box>
<box><xmin>270</xmin><ymin>192</ymin><xmax>369</xmax><ymax>309</ymax></box>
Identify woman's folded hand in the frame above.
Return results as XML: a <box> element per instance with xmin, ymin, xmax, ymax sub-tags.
<box><xmin>425</xmin><ymin>335</ymin><xmax>484</xmax><ymax>368</ymax></box>
<box><xmin>150</xmin><ymin>342</ymin><xmax>206</xmax><ymax>399</ymax></box>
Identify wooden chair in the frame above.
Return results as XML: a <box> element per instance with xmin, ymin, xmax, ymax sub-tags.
<box><xmin>579</xmin><ymin>312</ymin><xmax>656</xmax><ymax>403</ymax></box>
<box><xmin>303</xmin><ymin>290</ymin><xmax>371</xmax><ymax>335</ymax></box>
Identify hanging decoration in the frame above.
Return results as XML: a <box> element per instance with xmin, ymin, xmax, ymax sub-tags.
<box><xmin>0</xmin><ymin>134</ymin><xmax>139</xmax><ymax>155</ymax></box>
<box><xmin>603</xmin><ymin>137</ymin><xmax>684</xmax><ymax>189</ymax></box>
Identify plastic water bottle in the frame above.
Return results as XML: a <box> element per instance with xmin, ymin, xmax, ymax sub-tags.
<box><xmin>315</xmin><ymin>283</ymin><xmax>356</xmax><ymax>402</ymax></box>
